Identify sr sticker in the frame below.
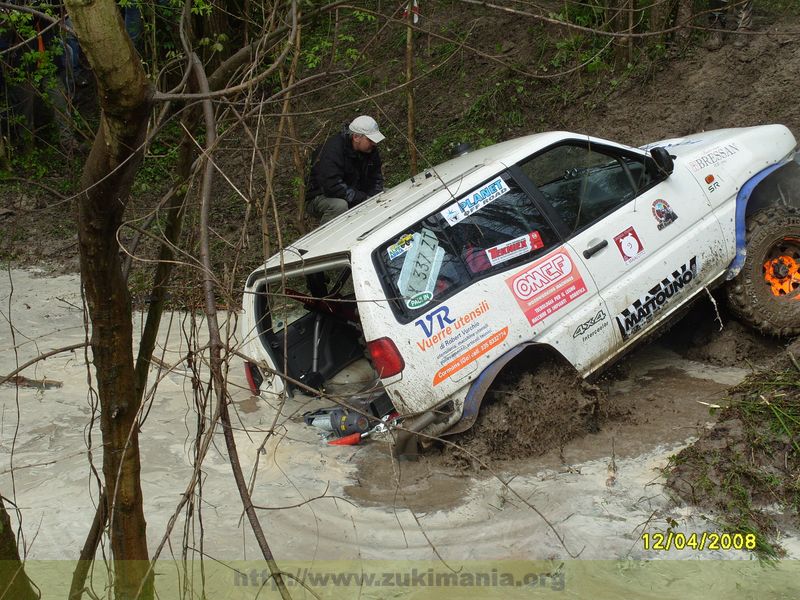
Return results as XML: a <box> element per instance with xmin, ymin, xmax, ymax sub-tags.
<box><xmin>387</xmin><ymin>233</ymin><xmax>414</xmax><ymax>260</ymax></box>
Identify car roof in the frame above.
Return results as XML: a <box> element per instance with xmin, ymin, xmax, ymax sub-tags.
<box><xmin>264</xmin><ymin>131</ymin><xmax>610</xmax><ymax>272</ymax></box>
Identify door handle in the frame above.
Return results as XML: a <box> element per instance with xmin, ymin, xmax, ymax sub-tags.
<box><xmin>583</xmin><ymin>240</ymin><xmax>608</xmax><ymax>259</ymax></box>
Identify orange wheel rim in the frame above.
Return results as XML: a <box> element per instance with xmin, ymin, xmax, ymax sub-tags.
<box><xmin>762</xmin><ymin>254</ymin><xmax>800</xmax><ymax>297</ymax></box>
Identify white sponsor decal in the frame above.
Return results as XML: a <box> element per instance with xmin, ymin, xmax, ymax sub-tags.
<box><xmin>441</xmin><ymin>177</ymin><xmax>510</xmax><ymax>226</ymax></box>
<box><xmin>616</xmin><ymin>257</ymin><xmax>700</xmax><ymax>339</ymax></box>
<box><xmin>687</xmin><ymin>143</ymin><xmax>741</xmax><ymax>172</ymax></box>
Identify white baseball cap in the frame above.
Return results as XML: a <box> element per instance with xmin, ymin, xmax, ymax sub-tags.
<box><xmin>349</xmin><ymin>115</ymin><xmax>385</xmax><ymax>143</ymax></box>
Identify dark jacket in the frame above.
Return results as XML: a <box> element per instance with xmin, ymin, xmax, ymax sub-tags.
<box><xmin>305</xmin><ymin>127</ymin><xmax>383</xmax><ymax>207</ymax></box>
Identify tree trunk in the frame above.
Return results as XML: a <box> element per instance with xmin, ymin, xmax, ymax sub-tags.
<box><xmin>0</xmin><ymin>496</ymin><xmax>37</xmax><ymax>600</ymax></box>
<box><xmin>674</xmin><ymin>0</ymin><xmax>694</xmax><ymax>45</ymax></box>
<box><xmin>63</xmin><ymin>0</ymin><xmax>155</xmax><ymax>598</ymax></box>
<box><xmin>405</xmin><ymin>1</ymin><xmax>417</xmax><ymax>175</ymax></box>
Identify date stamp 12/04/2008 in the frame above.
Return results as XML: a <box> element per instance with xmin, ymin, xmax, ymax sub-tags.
<box><xmin>641</xmin><ymin>531</ymin><xmax>757</xmax><ymax>552</ymax></box>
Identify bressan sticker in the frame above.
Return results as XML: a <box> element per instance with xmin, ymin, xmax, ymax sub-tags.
<box><xmin>687</xmin><ymin>143</ymin><xmax>741</xmax><ymax>172</ymax></box>
<box><xmin>613</xmin><ymin>227</ymin><xmax>644</xmax><ymax>264</ymax></box>
<box><xmin>616</xmin><ymin>256</ymin><xmax>700</xmax><ymax>339</ymax></box>
<box><xmin>485</xmin><ymin>231</ymin><xmax>544</xmax><ymax>266</ymax></box>
<box><xmin>441</xmin><ymin>177</ymin><xmax>510</xmax><ymax>226</ymax></box>
<box><xmin>506</xmin><ymin>248</ymin><xmax>588</xmax><ymax>327</ymax></box>
<box><xmin>651</xmin><ymin>199</ymin><xmax>678</xmax><ymax>230</ymax></box>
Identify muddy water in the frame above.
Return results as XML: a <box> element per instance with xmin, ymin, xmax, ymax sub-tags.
<box><xmin>2</xmin><ymin>269</ymin><xmax>797</xmax><ymax>579</ymax></box>
<box><xmin>344</xmin><ymin>343</ymin><xmax>761</xmax><ymax>512</ymax></box>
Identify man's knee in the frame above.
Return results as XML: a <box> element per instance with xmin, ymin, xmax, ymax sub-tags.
<box><xmin>308</xmin><ymin>195</ymin><xmax>348</xmax><ymax>224</ymax></box>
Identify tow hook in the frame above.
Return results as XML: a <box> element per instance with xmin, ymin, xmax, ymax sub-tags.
<box><xmin>392</xmin><ymin>411</ymin><xmax>438</xmax><ymax>461</ymax></box>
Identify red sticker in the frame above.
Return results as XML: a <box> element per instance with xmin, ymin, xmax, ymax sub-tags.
<box><xmin>614</xmin><ymin>226</ymin><xmax>644</xmax><ymax>264</ymax></box>
<box><xmin>485</xmin><ymin>231</ymin><xmax>544</xmax><ymax>266</ymax></box>
<box><xmin>506</xmin><ymin>248</ymin><xmax>588</xmax><ymax>327</ymax></box>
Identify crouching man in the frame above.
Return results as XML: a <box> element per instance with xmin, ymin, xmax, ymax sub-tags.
<box><xmin>305</xmin><ymin>115</ymin><xmax>385</xmax><ymax>224</ymax></box>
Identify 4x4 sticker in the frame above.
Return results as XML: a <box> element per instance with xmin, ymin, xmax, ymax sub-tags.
<box><xmin>441</xmin><ymin>176</ymin><xmax>510</xmax><ymax>226</ymax></box>
<box><xmin>486</xmin><ymin>231</ymin><xmax>544</xmax><ymax>266</ymax></box>
<box><xmin>573</xmin><ymin>310</ymin><xmax>607</xmax><ymax>340</ymax></box>
<box><xmin>614</xmin><ymin>227</ymin><xmax>644</xmax><ymax>264</ymax></box>
<box><xmin>398</xmin><ymin>228</ymin><xmax>444</xmax><ymax>308</ymax></box>
<box><xmin>616</xmin><ymin>256</ymin><xmax>700</xmax><ymax>339</ymax></box>
<box><xmin>506</xmin><ymin>248</ymin><xmax>587</xmax><ymax>326</ymax></box>
<box><xmin>651</xmin><ymin>199</ymin><xmax>678</xmax><ymax>230</ymax></box>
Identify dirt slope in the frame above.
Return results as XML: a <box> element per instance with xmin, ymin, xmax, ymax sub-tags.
<box><xmin>566</xmin><ymin>19</ymin><xmax>800</xmax><ymax>144</ymax></box>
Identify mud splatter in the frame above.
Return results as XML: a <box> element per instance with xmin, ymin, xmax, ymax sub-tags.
<box><xmin>439</xmin><ymin>361</ymin><xmax>616</xmax><ymax>471</ymax></box>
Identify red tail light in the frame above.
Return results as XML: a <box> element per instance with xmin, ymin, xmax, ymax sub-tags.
<box><xmin>366</xmin><ymin>337</ymin><xmax>405</xmax><ymax>378</ymax></box>
<box><xmin>244</xmin><ymin>361</ymin><xmax>263</xmax><ymax>395</ymax></box>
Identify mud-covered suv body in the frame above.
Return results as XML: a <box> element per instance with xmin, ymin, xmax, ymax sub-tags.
<box><xmin>241</xmin><ymin>125</ymin><xmax>800</xmax><ymax>436</ymax></box>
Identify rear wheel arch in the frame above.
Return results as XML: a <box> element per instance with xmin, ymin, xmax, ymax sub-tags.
<box><xmin>445</xmin><ymin>343</ymin><xmax>573</xmax><ymax>436</ymax></box>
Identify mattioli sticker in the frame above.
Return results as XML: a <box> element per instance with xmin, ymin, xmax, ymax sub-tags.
<box><xmin>616</xmin><ymin>256</ymin><xmax>700</xmax><ymax>339</ymax></box>
<box><xmin>687</xmin><ymin>143</ymin><xmax>741</xmax><ymax>173</ymax></box>
<box><xmin>651</xmin><ymin>199</ymin><xmax>678</xmax><ymax>230</ymax></box>
<box><xmin>387</xmin><ymin>233</ymin><xmax>414</xmax><ymax>260</ymax></box>
<box><xmin>441</xmin><ymin>177</ymin><xmax>510</xmax><ymax>226</ymax></box>
<box><xmin>485</xmin><ymin>231</ymin><xmax>544</xmax><ymax>266</ymax></box>
<box><xmin>613</xmin><ymin>227</ymin><xmax>644</xmax><ymax>264</ymax></box>
<box><xmin>506</xmin><ymin>248</ymin><xmax>587</xmax><ymax>327</ymax></box>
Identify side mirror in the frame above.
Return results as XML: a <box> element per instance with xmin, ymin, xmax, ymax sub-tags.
<box><xmin>649</xmin><ymin>147</ymin><xmax>675</xmax><ymax>177</ymax></box>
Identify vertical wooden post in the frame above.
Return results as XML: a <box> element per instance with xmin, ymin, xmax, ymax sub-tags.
<box><xmin>405</xmin><ymin>1</ymin><xmax>417</xmax><ymax>175</ymax></box>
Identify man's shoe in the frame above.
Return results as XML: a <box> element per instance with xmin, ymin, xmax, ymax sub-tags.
<box><xmin>732</xmin><ymin>28</ymin><xmax>751</xmax><ymax>49</ymax></box>
<box><xmin>705</xmin><ymin>30</ymin><xmax>724</xmax><ymax>51</ymax></box>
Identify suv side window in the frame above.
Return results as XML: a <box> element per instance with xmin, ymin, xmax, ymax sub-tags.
<box><xmin>375</xmin><ymin>173</ymin><xmax>559</xmax><ymax>320</ymax></box>
<box><xmin>518</xmin><ymin>143</ymin><xmax>656</xmax><ymax>236</ymax></box>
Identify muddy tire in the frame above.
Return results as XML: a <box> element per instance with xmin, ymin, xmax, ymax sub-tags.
<box><xmin>726</xmin><ymin>205</ymin><xmax>800</xmax><ymax>337</ymax></box>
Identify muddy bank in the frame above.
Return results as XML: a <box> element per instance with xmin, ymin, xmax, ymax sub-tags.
<box><xmin>432</xmin><ymin>299</ymin><xmax>783</xmax><ymax>472</ymax></box>
<box><xmin>666</xmin><ymin>347</ymin><xmax>800</xmax><ymax>555</ymax></box>
<box><xmin>345</xmin><ymin>296</ymin><xmax>786</xmax><ymax>517</ymax></box>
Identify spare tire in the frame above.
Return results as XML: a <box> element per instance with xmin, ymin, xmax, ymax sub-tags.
<box><xmin>726</xmin><ymin>205</ymin><xmax>800</xmax><ymax>337</ymax></box>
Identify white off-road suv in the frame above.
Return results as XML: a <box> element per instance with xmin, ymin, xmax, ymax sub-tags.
<box><xmin>240</xmin><ymin>125</ymin><xmax>800</xmax><ymax>439</ymax></box>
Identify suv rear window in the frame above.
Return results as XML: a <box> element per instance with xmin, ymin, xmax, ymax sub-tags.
<box><xmin>375</xmin><ymin>173</ymin><xmax>558</xmax><ymax>321</ymax></box>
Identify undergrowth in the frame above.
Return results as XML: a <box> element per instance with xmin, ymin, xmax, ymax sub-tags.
<box><xmin>666</xmin><ymin>352</ymin><xmax>800</xmax><ymax>559</ymax></box>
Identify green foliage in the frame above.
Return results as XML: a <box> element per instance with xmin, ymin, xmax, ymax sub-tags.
<box><xmin>190</xmin><ymin>0</ymin><xmax>213</xmax><ymax>17</ymax></box>
<box><xmin>134</xmin><ymin>121</ymin><xmax>182</xmax><ymax>193</ymax></box>
<box><xmin>664</xmin><ymin>361</ymin><xmax>800</xmax><ymax>560</ymax></box>
<box><xmin>198</xmin><ymin>33</ymin><xmax>229</xmax><ymax>54</ymax></box>
<box><xmin>463</xmin><ymin>77</ymin><xmax>529</xmax><ymax>130</ymax></box>
<box><xmin>352</xmin><ymin>10</ymin><xmax>377</xmax><ymax>24</ymax></box>
<box><xmin>552</xmin><ymin>1</ymin><xmax>605</xmax><ymax>28</ymax></box>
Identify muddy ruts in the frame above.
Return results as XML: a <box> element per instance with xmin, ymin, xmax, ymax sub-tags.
<box><xmin>616</xmin><ymin>257</ymin><xmax>699</xmax><ymax>339</ymax></box>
